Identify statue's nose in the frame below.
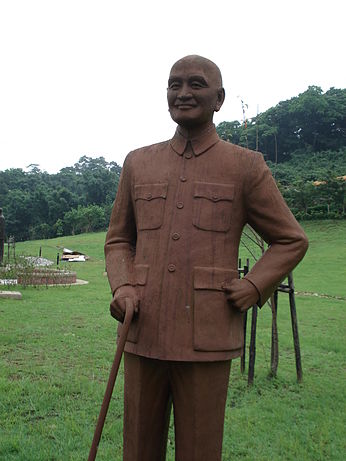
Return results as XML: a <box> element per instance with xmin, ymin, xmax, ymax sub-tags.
<box><xmin>177</xmin><ymin>92</ymin><xmax>193</xmax><ymax>101</ymax></box>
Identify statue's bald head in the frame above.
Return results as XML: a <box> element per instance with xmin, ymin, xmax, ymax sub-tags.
<box><xmin>167</xmin><ymin>54</ymin><xmax>225</xmax><ymax>129</ymax></box>
<box><xmin>170</xmin><ymin>55</ymin><xmax>223</xmax><ymax>88</ymax></box>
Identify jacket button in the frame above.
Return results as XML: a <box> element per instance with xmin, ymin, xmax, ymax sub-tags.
<box><xmin>212</xmin><ymin>195</ymin><xmax>219</xmax><ymax>201</ymax></box>
<box><xmin>176</xmin><ymin>202</ymin><xmax>184</xmax><ymax>209</ymax></box>
<box><xmin>146</xmin><ymin>193</ymin><xmax>152</xmax><ymax>199</ymax></box>
<box><xmin>168</xmin><ymin>264</ymin><xmax>176</xmax><ymax>272</ymax></box>
<box><xmin>179</xmin><ymin>176</ymin><xmax>187</xmax><ymax>182</ymax></box>
<box><xmin>172</xmin><ymin>232</ymin><xmax>180</xmax><ymax>240</ymax></box>
<box><xmin>185</xmin><ymin>152</ymin><xmax>192</xmax><ymax>159</ymax></box>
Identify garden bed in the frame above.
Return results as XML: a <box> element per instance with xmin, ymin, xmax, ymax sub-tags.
<box><xmin>17</xmin><ymin>268</ymin><xmax>77</xmax><ymax>285</ymax></box>
<box><xmin>0</xmin><ymin>265</ymin><xmax>76</xmax><ymax>286</ymax></box>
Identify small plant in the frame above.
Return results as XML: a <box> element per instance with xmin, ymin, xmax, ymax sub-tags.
<box><xmin>0</xmin><ymin>255</ymin><xmax>36</xmax><ymax>288</ymax></box>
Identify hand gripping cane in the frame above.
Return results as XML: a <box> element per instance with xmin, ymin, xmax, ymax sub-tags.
<box><xmin>88</xmin><ymin>298</ymin><xmax>135</xmax><ymax>461</ymax></box>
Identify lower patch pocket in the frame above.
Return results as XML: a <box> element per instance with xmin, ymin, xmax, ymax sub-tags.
<box><xmin>193</xmin><ymin>266</ymin><xmax>244</xmax><ymax>351</ymax></box>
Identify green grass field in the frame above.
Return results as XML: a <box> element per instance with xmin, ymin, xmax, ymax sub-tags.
<box><xmin>0</xmin><ymin>221</ymin><xmax>345</xmax><ymax>460</ymax></box>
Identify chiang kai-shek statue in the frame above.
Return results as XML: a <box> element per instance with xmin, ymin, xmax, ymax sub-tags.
<box><xmin>105</xmin><ymin>55</ymin><xmax>308</xmax><ymax>461</ymax></box>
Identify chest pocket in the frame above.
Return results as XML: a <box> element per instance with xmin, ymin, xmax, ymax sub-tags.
<box><xmin>134</xmin><ymin>183</ymin><xmax>168</xmax><ymax>230</ymax></box>
<box><xmin>193</xmin><ymin>182</ymin><xmax>234</xmax><ymax>232</ymax></box>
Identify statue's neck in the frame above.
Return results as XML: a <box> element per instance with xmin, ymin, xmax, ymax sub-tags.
<box><xmin>177</xmin><ymin>121</ymin><xmax>214</xmax><ymax>140</ymax></box>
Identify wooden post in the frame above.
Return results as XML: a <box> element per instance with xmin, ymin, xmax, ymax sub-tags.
<box><xmin>241</xmin><ymin>311</ymin><xmax>247</xmax><ymax>374</ymax></box>
<box><xmin>288</xmin><ymin>273</ymin><xmax>303</xmax><ymax>382</ymax></box>
<box><xmin>240</xmin><ymin>260</ymin><xmax>249</xmax><ymax>374</ymax></box>
<box><xmin>7</xmin><ymin>237</ymin><xmax>15</xmax><ymax>261</ymax></box>
<box><xmin>248</xmin><ymin>304</ymin><xmax>258</xmax><ymax>385</ymax></box>
<box><xmin>270</xmin><ymin>290</ymin><xmax>279</xmax><ymax>377</ymax></box>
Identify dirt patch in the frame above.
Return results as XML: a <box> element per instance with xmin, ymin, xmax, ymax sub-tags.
<box><xmin>295</xmin><ymin>291</ymin><xmax>346</xmax><ymax>301</ymax></box>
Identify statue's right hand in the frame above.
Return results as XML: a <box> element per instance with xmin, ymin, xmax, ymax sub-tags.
<box><xmin>110</xmin><ymin>285</ymin><xmax>139</xmax><ymax>323</ymax></box>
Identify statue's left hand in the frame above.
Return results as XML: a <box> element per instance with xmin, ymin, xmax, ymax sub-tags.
<box><xmin>222</xmin><ymin>278</ymin><xmax>259</xmax><ymax>312</ymax></box>
<box><xmin>110</xmin><ymin>285</ymin><xmax>139</xmax><ymax>323</ymax></box>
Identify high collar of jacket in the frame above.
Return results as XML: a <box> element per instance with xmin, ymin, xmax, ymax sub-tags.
<box><xmin>170</xmin><ymin>124</ymin><xmax>220</xmax><ymax>156</ymax></box>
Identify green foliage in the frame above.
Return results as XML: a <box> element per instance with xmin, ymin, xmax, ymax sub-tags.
<box><xmin>0</xmin><ymin>156</ymin><xmax>121</xmax><ymax>241</ymax></box>
<box><xmin>217</xmin><ymin>85</ymin><xmax>346</xmax><ymax>220</ymax></box>
<box><xmin>63</xmin><ymin>205</ymin><xmax>106</xmax><ymax>235</ymax></box>
<box><xmin>269</xmin><ymin>149</ymin><xmax>346</xmax><ymax>220</ymax></box>
<box><xmin>0</xmin><ymin>256</ymin><xmax>35</xmax><ymax>288</ymax></box>
<box><xmin>53</xmin><ymin>219</ymin><xmax>64</xmax><ymax>237</ymax></box>
<box><xmin>217</xmin><ymin>86</ymin><xmax>346</xmax><ymax>163</ymax></box>
<box><xmin>268</xmin><ymin>148</ymin><xmax>346</xmax><ymax>184</ymax></box>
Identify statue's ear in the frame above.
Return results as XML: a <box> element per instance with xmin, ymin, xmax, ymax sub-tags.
<box><xmin>215</xmin><ymin>88</ymin><xmax>225</xmax><ymax>112</ymax></box>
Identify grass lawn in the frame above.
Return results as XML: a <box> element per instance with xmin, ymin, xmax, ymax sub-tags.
<box><xmin>0</xmin><ymin>221</ymin><xmax>345</xmax><ymax>460</ymax></box>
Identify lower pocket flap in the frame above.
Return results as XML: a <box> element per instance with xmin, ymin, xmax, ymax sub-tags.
<box><xmin>194</xmin><ymin>266</ymin><xmax>238</xmax><ymax>291</ymax></box>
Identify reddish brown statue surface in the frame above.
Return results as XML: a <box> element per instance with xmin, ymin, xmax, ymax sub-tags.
<box><xmin>105</xmin><ymin>55</ymin><xmax>308</xmax><ymax>460</ymax></box>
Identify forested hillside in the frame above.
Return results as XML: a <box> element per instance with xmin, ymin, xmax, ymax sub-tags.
<box><xmin>216</xmin><ymin>86</ymin><xmax>346</xmax><ymax>221</ymax></box>
<box><xmin>0</xmin><ymin>87</ymin><xmax>345</xmax><ymax>241</ymax></box>
<box><xmin>216</xmin><ymin>86</ymin><xmax>346</xmax><ymax>162</ymax></box>
<box><xmin>0</xmin><ymin>157</ymin><xmax>121</xmax><ymax>241</ymax></box>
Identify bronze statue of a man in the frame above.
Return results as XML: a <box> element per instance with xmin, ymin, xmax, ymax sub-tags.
<box><xmin>105</xmin><ymin>55</ymin><xmax>308</xmax><ymax>461</ymax></box>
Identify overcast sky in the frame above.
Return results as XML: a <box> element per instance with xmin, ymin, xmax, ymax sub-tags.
<box><xmin>0</xmin><ymin>0</ymin><xmax>345</xmax><ymax>173</ymax></box>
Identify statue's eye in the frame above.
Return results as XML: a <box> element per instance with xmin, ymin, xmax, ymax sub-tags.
<box><xmin>168</xmin><ymin>81</ymin><xmax>181</xmax><ymax>90</ymax></box>
<box><xmin>191</xmin><ymin>81</ymin><xmax>204</xmax><ymax>89</ymax></box>
<box><xmin>190</xmin><ymin>78</ymin><xmax>208</xmax><ymax>89</ymax></box>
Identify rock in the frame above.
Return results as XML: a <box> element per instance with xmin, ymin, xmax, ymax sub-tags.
<box><xmin>0</xmin><ymin>290</ymin><xmax>22</xmax><ymax>300</ymax></box>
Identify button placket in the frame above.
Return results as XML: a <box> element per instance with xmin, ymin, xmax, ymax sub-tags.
<box><xmin>166</xmin><ymin>147</ymin><xmax>191</xmax><ymax>278</ymax></box>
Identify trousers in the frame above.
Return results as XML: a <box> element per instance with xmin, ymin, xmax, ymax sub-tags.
<box><xmin>123</xmin><ymin>352</ymin><xmax>231</xmax><ymax>461</ymax></box>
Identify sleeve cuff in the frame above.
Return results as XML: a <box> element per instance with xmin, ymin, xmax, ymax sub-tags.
<box><xmin>243</xmin><ymin>277</ymin><xmax>262</xmax><ymax>308</ymax></box>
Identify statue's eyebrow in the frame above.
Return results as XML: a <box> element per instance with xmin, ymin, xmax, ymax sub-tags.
<box><xmin>188</xmin><ymin>75</ymin><xmax>208</xmax><ymax>86</ymax></box>
<box><xmin>168</xmin><ymin>75</ymin><xmax>209</xmax><ymax>86</ymax></box>
<box><xmin>168</xmin><ymin>76</ymin><xmax>182</xmax><ymax>85</ymax></box>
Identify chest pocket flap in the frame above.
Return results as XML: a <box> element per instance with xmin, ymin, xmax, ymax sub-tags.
<box><xmin>135</xmin><ymin>183</ymin><xmax>168</xmax><ymax>201</ymax></box>
<box><xmin>194</xmin><ymin>182</ymin><xmax>234</xmax><ymax>202</ymax></box>
<box><xmin>134</xmin><ymin>183</ymin><xmax>168</xmax><ymax>230</ymax></box>
<box><xmin>193</xmin><ymin>182</ymin><xmax>235</xmax><ymax>232</ymax></box>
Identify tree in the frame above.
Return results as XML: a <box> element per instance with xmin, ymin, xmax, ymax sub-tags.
<box><xmin>63</xmin><ymin>205</ymin><xmax>106</xmax><ymax>235</ymax></box>
<box><xmin>0</xmin><ymin>156</ymin><xmax>121</xmax><ymax>240</ymax></box>
<box><xmin>216</xmin><ymin>86</ymin><xmax>346</xmax><ymax>163</ymax></box>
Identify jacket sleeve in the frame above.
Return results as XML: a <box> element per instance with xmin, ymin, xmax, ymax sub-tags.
<box><xmin>104</xmin><ymin>153</ymin><xmax>137</xmax><ymax>295</ymax></box>
<box><xmin>243</xmin><ymin>153</ymin><xmax>308</xmax><ymax>306</ymax></box>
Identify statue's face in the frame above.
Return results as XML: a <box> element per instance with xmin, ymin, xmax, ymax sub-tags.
<box><xmin>167</xmin><ymin>57</ymin><xmax>224</xmax><ymax>129</ymax></box>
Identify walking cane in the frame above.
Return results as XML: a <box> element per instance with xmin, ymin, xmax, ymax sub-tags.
<box><xmin>88</xmin><ymin>298</ymin><xmax>135</xmax><ymax>461</ymax></box>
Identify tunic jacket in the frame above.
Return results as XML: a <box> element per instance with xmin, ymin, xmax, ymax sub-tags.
<box><xmin>105</xmin><ymin>126</ymin><xmax>308</xmax><ymax>361</ymax></box>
